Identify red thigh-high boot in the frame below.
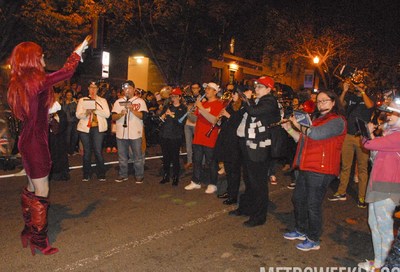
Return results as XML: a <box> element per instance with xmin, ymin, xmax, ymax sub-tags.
<box><xmin>30</xmin><ymin>195</ymin><xmax>58</xmax><ymax>256</ymax></box>
<box><xmin>21</xmin><ymin>188</ymin><xmax>34</xmax><ymax>248</ymax></box>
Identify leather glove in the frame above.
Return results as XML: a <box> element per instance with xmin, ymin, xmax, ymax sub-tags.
<box><xmin>74</xmin><ymin>35</ymin><xmax>92</xmax><ymax>62</ymax></box>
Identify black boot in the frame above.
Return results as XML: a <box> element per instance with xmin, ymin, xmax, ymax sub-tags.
<box><xmin>159</xmin><ymin>173</ymin><xmax>170</xmax><ymax>184</ymax></box>
<box><xmin>172</xmin><ymin>176</ymin><xmax>179</xmax><ymax>186</ymax></box>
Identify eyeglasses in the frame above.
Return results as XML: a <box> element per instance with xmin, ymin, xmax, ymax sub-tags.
<box><xmin>255</xmin><ymin>84</ymin><xmax>266</xmax><ymax>89</ymax></box>
<box><xmin>316</xmin><ymin>99</ymin><xmax>332</xmax><ymax>105</ymax></box>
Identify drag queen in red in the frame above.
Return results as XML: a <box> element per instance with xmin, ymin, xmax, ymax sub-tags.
<box><xmin>7</xmin><ymin>36</ymin><xmax>90</xmax><ymax>255</ymax></box>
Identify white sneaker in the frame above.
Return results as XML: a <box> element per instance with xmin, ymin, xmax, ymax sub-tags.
<box><xmin>357</xmin><ymin>260</ymin><xmax>375</xmax><ymax>272</ymax></box>
<box><xmin>184</xmin><ymin>181</ymin><xmax>201</xmax><ymax>190</ymax></box>
<box><xmin>205</xmin><ymin>184</ymin><xmax>217</xmax><ymax>194</ymax></box>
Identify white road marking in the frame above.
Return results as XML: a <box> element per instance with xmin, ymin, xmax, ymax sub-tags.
<box><xmin>53</xmin><ymin>207</ymin><xmax>232</xmax><ymax>271</ymax></box>
<box><xmin>0</xmin><ymin>153</ymin><xmax>187</xmax><ymax>179</ymax></box>
<box><xmin>53</xmin><ymin>188</ymin><xmax>287</xmax><ymax>271</ymax></box>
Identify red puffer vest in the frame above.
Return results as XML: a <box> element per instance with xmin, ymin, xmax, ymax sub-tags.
<box><xmin>293</xmin><ymin>113</ymin><xmax>347</xmax><ymax>176</ymax></box>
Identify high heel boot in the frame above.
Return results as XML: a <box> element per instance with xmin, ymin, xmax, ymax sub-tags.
<box><xmin>30</xmin><ymin>196</ymin><xmax>58</xmax><ymax>256</ymax></box>
<box><xmin>159</xmin><ymin>173</ymin><xmax>170</xmax><ymax>184</ymax></box>
<box><xmin>172</xmin><ymin>176</ymin><xmax>179</xmax><ymax>186</ymax></box>
<box><xmin>21</xmin><ymin>188</ymin><xmax>34</xmax><ymax>248</ymax></box>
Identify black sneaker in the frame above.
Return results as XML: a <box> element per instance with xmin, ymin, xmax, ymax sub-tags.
<box><xmin>135</xmin><ymin>177</ymin><xmax>144</xmax><ymax>184</ymax></box>
<box><xmin>115</xmin><ymin>176</ymin><xmax>128</xmax><ymax>183</ymax></box>
<box><xmin>357</xmin><ymin>198</ymin><xmax>367</xmax><ymax>209</ymax></box>
<box><xmin>287</xmin><ymin>182</ymin><xmax>296</xmax><ymax>190</ymax></box>
<box><xmin>98</xmin><ymin>176</ymin><xmax>106</xmax><ymax>182</ymax></box>
<box><xmin>328</xmin><ymin>193</ymin><xmax>347</xmax><ymax>201</ymax></box>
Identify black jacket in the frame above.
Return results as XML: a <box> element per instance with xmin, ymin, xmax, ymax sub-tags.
<box><xmin>159</xmin><ymin>103</ymin><xmax>187</xmax><ymax>139</ymax></box>
<box><xmin>243</xmin><ymin>94</ymin><xmax>281</xmax><ymax>162</ymax></box>
<box><xmin>215</xmin><ymin>103</ymin><xmax>245</xmax><ymax>162</ymax></box>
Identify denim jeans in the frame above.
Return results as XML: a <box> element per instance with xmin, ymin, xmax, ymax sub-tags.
<box><xmin>368</xmin><ymin>198</ymin><xmax>396</xmax><ymax>268</ymax></box>
<box><xmin>293</xmin><ymin>170</ymin><xmax>335</xmax><ymax>242</ymax></box>
<box><xmin>116</xmin><ymin>138</ymin><xmax>144</xmax><ymax>179</ymax></box>
<box><xmin>66</xmin><ymin>121</ymin><xmax>78</xmax><ymax>154</ymax></box>
<box><xmin>192</xmin><ymin>144</ymin><xmax>218</xmax><ymax>185</ymax></box>
<box><xmin>79</xmin><ymin>127</ymin><xmax>106</xmax><ymax>178</ymax></box>
<box><xmin>184</xmin><ymin>125</ymin><xmax>195</xmax><ymax>164</ymax></box>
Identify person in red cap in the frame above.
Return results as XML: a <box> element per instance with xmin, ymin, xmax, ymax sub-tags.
<box><xmin>229</xmin><ymin>76</ymin><xmax>281</xmax><ymax>227</ymax></box>
<box><xmin>158</xmin><ymin>88</ymin><xmax>187</xmax><ymax>186</ymax></box>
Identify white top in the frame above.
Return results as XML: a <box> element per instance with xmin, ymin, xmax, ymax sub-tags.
<box><xmin>236</xmin><ymin>112</ymin><xmax>248</xmax><ymax>138</ymax></box>
<box><xmin>112</xmin><ymin>96</ymin><xmax>148</xmax><ymax>140</ymax></box>
<box><xmin>76</xmin><ymin>96</ymin><xmax>110</xmax><ymax>133</ymax></box>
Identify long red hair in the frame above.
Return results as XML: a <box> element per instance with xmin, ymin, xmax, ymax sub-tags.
<box><xmin>7</xmin><ymin>42</ymin><xmax>49</xmax><ymax>121</ymax></box>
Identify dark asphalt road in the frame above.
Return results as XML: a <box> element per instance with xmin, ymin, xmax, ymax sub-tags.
<box><xmin>0</xmin><ymin>148</ymin><xmax>374</xmax><ymax>271</ymax></box>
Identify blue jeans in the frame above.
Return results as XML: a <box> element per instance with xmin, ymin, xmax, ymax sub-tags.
<box><xmin>293</xmin><ymin>170</ymin><xmax>335</xmax><ymax>242</ymax></box>
<box><xmin>79</xmin><ymin>127</ymin><xmax>106</xmax><ymax>178</ymax></box>
<box><xmin>192</xmin><ymin>144</ymin><xmax>218</xmax><ymax>185</ymax></box>
<box><xmin>368</xmin><ymin>198</ymin><xmax>396</xmax><ymax>268</ymax></box>
<box><xmin>66</xmin><ymin>121</ymin><xmax>78</xmax><ymax>154</ymax></box>
<box><xmin>184</xmin><ymin>125</ymin><xmax>195</xmax><ymax>164</ymax></box>
<box><xmin>116</xmin><ymin>138</ymin><xmax>144</xmax><ymax>179</ymax></box>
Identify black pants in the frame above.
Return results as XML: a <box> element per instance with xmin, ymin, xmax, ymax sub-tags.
<box><xmin>245</xmin><ymin>159</ymin><xmax>270</xmax><ymax>221</ymax></box>
<box><xmin>224</xmin><ymin>139</ymin><xmax>247</xmax><ymax>200</ymax></box>
<box><xmin>236</xmin><ymin>138</ymin><xmax>270</xmax><ymax>221</ymax></box>
<box><xmin>160</xmin><ymin>137</ymin><xmax>182</xmax><ymax>177</ymax></box>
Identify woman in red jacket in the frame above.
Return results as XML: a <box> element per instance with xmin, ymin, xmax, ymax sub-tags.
<box><xmin>7</xmin><ymin>36</ymin><xmax>90</xmax><ymax>255</ymax></box>
<box><xmin>281</xmin><ymin>90</ymin><xmax>346</xmax><ymax>251</ymax></box>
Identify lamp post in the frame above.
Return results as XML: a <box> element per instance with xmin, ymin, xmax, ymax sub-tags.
<box><xmin>313</xmin><ymin>56</ymin><xmax>320</xmax><ymax>92</ymax></box>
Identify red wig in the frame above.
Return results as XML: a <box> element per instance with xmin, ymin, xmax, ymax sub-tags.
<box><xmin>7</xmin><ymin>42</ymin><xmax>49</xmax><ymax>121</ymax></box>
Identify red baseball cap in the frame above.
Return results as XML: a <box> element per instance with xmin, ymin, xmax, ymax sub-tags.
<box><xmin>171</xmin><ymin>88</ymin><xmax>182</xmax><ymax>96</ymax></box>
<box><xmin>254</xmin><ymin>76</ymin><xmax>275</xmax><ymax>89</ymax></box>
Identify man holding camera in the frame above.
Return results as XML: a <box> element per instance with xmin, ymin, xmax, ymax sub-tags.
<box><xmin>328</xmin><ymin>81</ymin><xmax>374</xmax><ymax>208</ymax></box>
<box><xmin>112</xmin><ymin>80</ymin><xmax>148</xmax><ymax>183</ymax></box>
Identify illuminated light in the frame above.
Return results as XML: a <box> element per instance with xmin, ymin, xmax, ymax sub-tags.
<box><xmin>102</xmin><ymin>51</ymin><xmax>110</xmax><ymax>65</ymax></box>
<box><xmin>134</xmin><ymin>55</ymin><xmax>144</xmax><ymax>64</ymax></box>
<box><xmin>313</xmin><ymin>56</ymin><xmax>320</xmax><ymax>64</ymax></box>
<box><xmin>229</xmin><ymin>63</ymin><xmax>239</xmax><ymax>72</ymax></box>
<box><xmin>102</xmin><ymin>51</ymin><xmax>110</xmax><ymax>78</ymax></box>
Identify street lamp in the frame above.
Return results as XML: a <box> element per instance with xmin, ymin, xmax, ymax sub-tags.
<box><xmin>313</xmin><ymin>56</ymin><xmax>320</xmax><ymax>92</ymax></box>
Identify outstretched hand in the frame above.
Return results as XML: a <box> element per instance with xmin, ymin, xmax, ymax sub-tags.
<box><xmin>74</xmin><ymin>35</ymin><xmax>92</xmax><ymax>62</ymax></box>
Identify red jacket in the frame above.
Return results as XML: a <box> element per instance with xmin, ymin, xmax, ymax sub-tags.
<box><xmin>293</xmin><ymin>113</ymin><xmax>347</xmax><ymax>176</ymax></box>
